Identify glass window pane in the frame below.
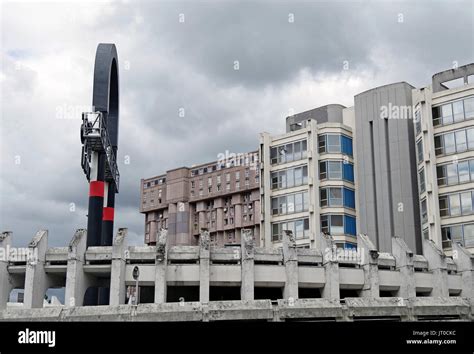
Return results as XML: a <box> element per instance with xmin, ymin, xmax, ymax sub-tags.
<box><xmin>344</xmin><ymin>215</ymin><xmax>356</xmax><ymax>235</ymax></box>
<box><xmin>464</xmin><ymin>97</ymin><xmax>474</xmax><ymax>119</ymax></box>
<box><xmin>295</xmin><ymin>193</ymin><xmax>303</xmax><ymax>212</ymax></box>
<box><xmin>343</xmin><ymin>163</ymin><xmax>354</xmax><ymax>182</ymax></box>
<box><xmin>434</xmin><ymin>135</ymin><xmax>443</xmax><ymax>155</ymax></box>
<box><xmin>455</xmin><ymin>130</ymin><xmax>467</xmax><ymax>152</ymax></box>
<box><xmin>320</xmin><ymin>188</ymin><xmax>328</xmax><ymax>207</ymax></box>
<box><xmin>303</xmin><ymin>218</ymin><xmax>310</xmax><ymax>237</ymax></box>
<box><xmin>463</xmin><ymin>224</ymin><xmax>474</xmax><ymax>247</ymax></box>
<box><xmin>341</xmin><ymin>135</ymin><xmax>353</xmax><ymax>156</ymax></box>
<box><xmin>286</xmin><ymin>221</ymin><xmax>295</xmax><ymax>236</ymax></box>
<box><xmin>302</xmin><ymin>165</ymin><xmax>308</xmax><ymax>184</ymax></box>
<box><xmin>421</xmin><ymin>199</ymin><xmax>427</xmax><ymax>223</ymax></box>
<box><xmin>321</xmin><ymin>215</ymin><xmax>329</xmax><ymax>234</ymax></box>
<box><xmin>302</xmin><ymin>140</ymin><xmax>308</xmax><ymax>158</ymax></box>
<box><xmin>432</xmin><ymin>106</ymin><xmax>442</xmax><ymax>126</ymax></box>
<box><xmin>294</xmin><ymin>167</ymin><xmax>302</xmax><ymax>185</ymax></box>
<box><xmin>328</xmin><ymin>161</ymin><xmax>342</xmax><ymax>179</ymax></box>
<box><xmin>467</xmin><ymin>128</ymin><xmax>474</xmax><ymax>150</ymax></box>
<box><xmin>318</xmin><ymin>135</ymin><xmax>326</xmax><ymax>153</ymax></box>
<box><xmin>327</xmin><ymin>135</ymin><xmax>341</xmax><ymax>153</ymax></box>
<box><xmin>283</xmin><ymin>169</ymin><xmax>295</xmax><ymax>188</ymax></box>
<box><xmin>344</xmin><ymin>188</ymin><xmax>355</xmax><ymax>208</ymax></box>
<box><xmin>470</xmin><ymin>160</ymin><xmax>474</xmax><ymax>181</ymax></box>
<box><xmin>444</xmin><ymin>133</ymin><xmax>455</xmax><ymax>154</ymax></box>
<box><xmin>287</xmin><ymin>194</ymin><xmax>295</xmax><ymax>213</ymax></box>
<box><xmin>458</xmin><ymin>162</ymin><xmax>470</xmax><ymax>183</ymax></box>
<box><xmin>270</xmin><ymin>147</ymin><xmax>278</xmax><ymax>164</ymax></box>
<box><xmin>449</xmin><ymin>194</ymin><xmax>461</xmax><ymax>216</ymax></box>
<box><xmin>417</xmin><ymin>140</ymin><xmax>423</xmax><ymax>163</ymax></box>
<box><xmin>439</xmin><ymin>196</ymin><xmax>448</xmax><ymax>217</ymax></box>
<box><xmin>329</xmin><ymin>188</ymin><xmax>343</xmax><ymax>206</ymax></box>
<box><xmin>461</xmin><ymin>192</ymin><xmax>472</xmax><ymax>215</ymax></box>
<box><xmin>303</xmin><ymin>191</ymin><xmax>309</xmax><ymax>211</ymax></box>
<box><xmin>419</xmin><ymin>168</ymin><xmax>426</xmax><ymax>193</ymax></box>
<box><xmin>330</xmin><ymin>215</ymin><xmax>344</xmax><ymax>235</ymax></box>
<box><xmin>294</xmin><ymin>141</ymin><xmax>302</xmax><ymax>160</ymax></box>
<box><xmin>272</xmin><ymin>197</ymin><xmax>279</xmax><ymax>215</ymax></box>
<box><xmin>447</xmin><ymin>164</ymin><xmax>458</xmax><ymax>185</ymax></box>
<box><xmin>442</xmin><ymin>104</ymin><xmax>453</xmax><ymax>125</ymax></box>
<box><xmin>453</xmin><ymin>101</ymin><xmax>464</xmax><ymax>123</ymax></box>
<box><xmin>295</xmin><ymin>220</ymin><xmax>304</xmax><ymax>239</ymax></box>
<box><xmin>437</xmin><ymin>165</ymin><xmax>446</xmax><ymax>186</ymax></box>
<box><xmin>319</xmin><ymin>161</ymin><xmax>327</xmax><ymax>180</ymax></box>
<box><xmin>451</xmin><ymin>225</ymin><xmax>463</xmax><ymax>244</ymax></box>
<box><xmin>286</xmin><ymin>143</ymin><xmax>294</xmax><ymax>162</ymax></box>
<box><xmin>280</xmin><ymin>196</ymin><xmax>287</xmax><ymax>214</ymax></box>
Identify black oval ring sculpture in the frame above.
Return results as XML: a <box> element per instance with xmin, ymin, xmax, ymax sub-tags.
<box><xmin>80</xmin><ymin>43</ymin><xmax>120</xmax><ymax>249</ymax></box>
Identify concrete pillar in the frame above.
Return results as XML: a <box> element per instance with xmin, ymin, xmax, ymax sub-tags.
<box><xmin>0</xmin><ymin>232</ymin><xmax>13</xmax><ymax>309</ymax></box>
<box><xmin>65</xmin><ymin>229</ymin><xmax>92</xmax><ymax>307</ymax></box>
<box><xmin>24</xmin><ymin>230</ymin><xmax>52</xmax><ymax>309</ymax></box>
<box><xmin>422</xmin><ymin>238</ymin><xmax>448</xmax><ymax>297</ymax></box>
<box><xmin>240</xmin><ymin>229</ymin><xmax>254</xmax><ymax>300</ymax></box>
<box><xmin>451</xmin><ymin>241</ymin><xmax>473</xmax><ymax>298</ymax></box>
<box><xmin>282</xmin><ymin>230</ymin><xmax>298</xmax><ymax>300</ymax></box>
<box><xmin>154</xmin><ymin>228</ymin><xmax>168</xmax><ymax>304</ymax></box>
<box><xmin>392</xmin><ymin>237</ymin><xmax>416</xmax><ymax>298</ymax></box>
<box><xmin>357</xmin><ymin>233</ymin><xmax>379</xmax><ymax>298</ymax></box>
<box><xmin>319</xmin><ymin>233</ymin><xmax>339</xmax><ymax>300</ymax></box>
<box><xmin>109</xmin><ymin>228</ymin><xmax>127</xmax><ymax>306</ymax></box>
<box><xmin>199</xmin><ymin>229</ymin><xmax>210</xmax><ymax>303</ymax></box>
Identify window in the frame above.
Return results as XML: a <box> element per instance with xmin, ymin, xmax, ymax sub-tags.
<box><xmin>191</xmin><ymin>181</ymin><xmax>195</xmax><ymax>188</ymax></box>
<box><xmin>439</xmin><ymin>196</ymin><xmax>448</xmax><ymax>217</ymax></box>
<box><xmin>455</xmin><ymin>130</ymin><xmax>467</xmax><ymax>152</ymax></box>
<box><xmin>453</xmin><ymin>101</ymin><xmax>464</xmax><ymax>123</ymax></box>
<box><xmin>468</xmin><ymin>128</ymin><xmax>474</xmax><ymax>149</ymax></box>
<box><xmin>421</xmin><ymin>199</ymin><xmax>427</xmax><ymax>223</ymax></box>
<box><xmin>217</xmin><ymin>175</ymin><xmax>221</xmax><ymax>184</ymax></box>
<box><xmin>226</xmin><ymin>173</ymin><xmax>230</xmax><ymax>182</ymax></box>
<box><xmin>320</xmin><ymin>188</ymin><xmax>328</xmax><ymax>207</ymax></box>
<box><xmin>417</xmin><ymin>139</ymin><xmax>423</xmax><ymax>164</ymax></box>
<box><xmin>235</xmin><ymin>171</ymin><xmax>240</xmax><ymax>180</ymax></box>
<box><xmin>415</xmin><ymin>110</ymin><xmax>422</xmax><ymax>135</ymax></box>
<box><xmin>271</xmin><ymin>217</ymin><xmax>310</xmax><ymax>241</ymax></box>
<box><xmin>419</xmin><ymin>168</ymin><xmax>426</xmax><ymax>193</ymax></box>
<box><xmin>442</xmin><ymin>223</ymin><xmax>474</xmax><ymax>248</ymax></box>
<box><xmin>328</xmin><ymin>161</ymin><xmax>342</xmax><ymax>179</ymax></box>
<box><xmin>320</xmin><ymin>214</ymin><xmax>356</xmax><ymax>236</ymax></box>
<box><xmin>271</xmin><ymin>191</ymin><xmax>309</xmax><ymax>216</ymax></box>
<box><xmin>226</xmin><ymin>183</ymin><xmax>230</xmax><ymax>191</ymax></box>
<box><xmin>319</xmin><ymin>161</ymin><xmax>327</xmax><ymax>180</ymax></box>
<box><xmin>343</xmin><ymin>188</ymin><xmax>355</xmax><ymax>208</ymax></box>
<box><xmin>208</xmin><ymin>177</ymin><xmax>212</xmax><ymax>186</ymax></box>
<box><xmin>295</xmin><ymin>193</ymin><xmax>303</xmax><ymax>212</ymax></box>
<box><xmin>447</xmin><ymin>163</ymin><xmax>458</xmax><ymax>185</ymax></box>
<box><xmin>329</xmin><ymin>188</ymin><xmax>343</xmax><ymax>206</ymax></box>
<box><xmin>270</xmin><ymin>139</ymin><xmax>307</xmax><ymax>165</ymax></box>
<box><xmin>318</xmin><ymin>135</ymin><xmax>326</xmax><ymax>153</ymax></box>
<box><xmin>341</xmin><ymin>135</ymin><xmax>353</xmax><ymax>156</ymax></box>
<box><xmin>327</xmin><ymin>134</ymin><xmax>340</xmax><ymax>153</ymax></box>
<box><xmin>435</xmin><ymin>128</ymin><xmax>474</xmax><ymax>156</ymax></box>
<box><xmin>271</xmin><ymin>165</ymin><xmax>308</xmax><ymax>190</ymax></box>
<box><xmin>464</xmin><ymin>97</ymin><xmax>474</xmax><ymax>119</ymax></box>
<box><xmin>461</xmin><ymin>192</ymin><xmax>472</xmax><ymax>215</ymax></box>
<box><xmin>343</xmin><ymin>163</ymin><xmax>354</xmax><ymax>182</ymax></box>
<box><xmin>449</xmin><ymin>194</ymin><xmax>461</xmax><ymax>216</ymax></box>
<box><xmin>442</xmin><ymin>104</ymin><xmax>453</xmax><ymax>125</ymax></box>
<box><xmin>459</xmin><ymin>161</ymin><xmax>470</xmax><ymax>183</ymax></box>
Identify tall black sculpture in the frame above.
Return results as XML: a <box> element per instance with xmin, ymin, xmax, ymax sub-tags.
<box><xmin>80</xmin><ymin>43</ymin><xmax>120</xmax><ymax>248</ymax></box>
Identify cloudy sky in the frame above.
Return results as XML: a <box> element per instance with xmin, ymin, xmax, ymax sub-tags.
<box><xmin>1</xmin><ymin>0</ymin><xmax>473</xmax><ymax>247</ymax></box>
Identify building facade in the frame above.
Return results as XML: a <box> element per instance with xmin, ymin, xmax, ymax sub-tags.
<box><xmin>412</xmin><ymin>63</ymin><xmax>474</xmax><ymax>254</ymax></box>
<box><xmin>260</xmin><ymin>105</ymin><xmax>356</xmax><ymax>249</ymax></box>
<box><xmin>140</xmin><ymin>152</ymin><xmax>261</xmax><ymax>247</ymax></box>
<box><xmin>354</xmin><ymin>82</ymin><xmax>422</xmax><ymax>254</ymax></box>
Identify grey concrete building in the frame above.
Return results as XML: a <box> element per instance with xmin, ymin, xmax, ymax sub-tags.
<box><xmin>412</xmin><ymin>63</ymin><xmax>474</xmax><ymax>254</ymax></box>
<box><xmin>354</xmin><ymin>82</ymin><xmax>422</xmax><ymax>254</ymax></box>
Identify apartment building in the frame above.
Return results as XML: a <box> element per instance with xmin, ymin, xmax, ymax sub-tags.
<box><xmin>140</xmin><ymin>152</ymin><xmax>261</xmax><ymax>247</ymax></box>
<box><xmin>412</xmin><ymin>63</ymin><xmax>474</xmax><ymax>253</ymax></box>
<box><xmin>260</xmin><ymin>105</ymin><xmax>356</xmax><ymax>249</ymax></box>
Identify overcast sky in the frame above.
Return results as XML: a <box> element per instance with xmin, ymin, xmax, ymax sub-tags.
<box><xmin>1</xmin><ymin>0</ymin><xmax>473</xmax><ymax>247</ymax></box>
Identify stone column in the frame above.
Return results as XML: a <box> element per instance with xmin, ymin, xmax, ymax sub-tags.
<box><xmin>240</xmin><ymin>229</ymin><xmax>254</xmax><ymax>300</ymax></box>
<box><xmin>357</xmin><ymin>233</ymin><xmax>379</xmax><ymax>298</ymax></box>
<box><xmin>451</xmin><ymin>241</ymin><xmax>473</xmax><ymax>299</ymax></box>
<box><xmin>319</xmin><ymin>233</ymin><xmax>339</xmax><ymax>300</ymax></box>
<box><xmin>422</xmin><ymin>238</ymin><xmax>448</xmax><ymax>297</ymax></box>
<box><xmin>65</xmin><ymin>229</ymin><xmax>92</xmax><ymax>307</ymax></box>
<box><xmin>154</xmin><ymin>228</ymin><xmax>168</xmax><ymax>304</ymax></box>
<box><xmin>24</xmin><ymin>230</ymin><xmax>51</xmax><ymax>309</ymax></box>
<box><xmin>392</xmin><ymin>237</ymin><xmax>416</xmax><ymax>298</ymax></box>
<box><xmin>0</xmin><ymin>232</ymin><xmax>13</xmax><ymax>310</ymax></box>
<box><xmin>199</xmin><ymin>229</ymin><xmax>210</xmax><ymax>303</ymax></box>
<box><xmin>109</xmin><ymin>228</ymin><xmax>127</xmax><ymax>306</ymax></box>
<box><xmin>282</xmin><ymin>230</ymin><xmax>298</xmax><ymax>300</ymax></box>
